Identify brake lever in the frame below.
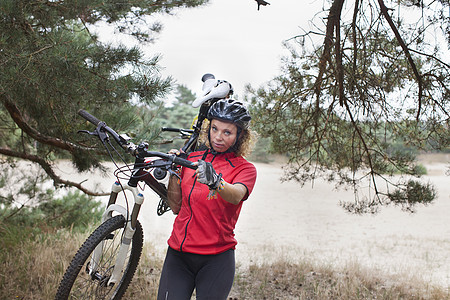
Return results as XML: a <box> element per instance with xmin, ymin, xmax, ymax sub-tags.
<box><xmin>147</xmin><ymin>159</ymin><xmax>171</xmax><ymax>168</ymax></box>
<box><xmin>77</xmin><ymin>122</ymin><xmax>109</xmax><ymax>143</ymax></box>
<box><xmin>78</xmin><ymin>129</ymin><xmax>109</xmax><ymax>143</ymax></box>
<box><xmin>146</xmin><ymin>155</ymin><xmax>183</xmax><ymax>181</ymax></box>
<box><xmin>77</xmin><ymin>129</ymin><xmax>96</xmax><ymax>135</ymax></box>
<box><xmin>145</xmin><ymin>159</ymin><xmax>181</xmax><ymax>181</ymax></box>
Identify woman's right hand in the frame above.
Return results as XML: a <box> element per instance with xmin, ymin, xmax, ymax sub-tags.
<box><xmin>168</xmin><ymin>149</ymin><xmax>182</xmax><ymax>155</ymax></box>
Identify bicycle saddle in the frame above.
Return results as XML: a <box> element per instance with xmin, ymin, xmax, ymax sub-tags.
<box><xmin>192</xmin><ymin>74</ymin><xmax>233</xmax><ymax>108</ymax></box>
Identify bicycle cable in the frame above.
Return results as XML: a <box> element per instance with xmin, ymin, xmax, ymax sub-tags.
<box><xmin>101</xmin><ymin>138</ymin><xmax>132</xmax><ymax>231</ymax></box>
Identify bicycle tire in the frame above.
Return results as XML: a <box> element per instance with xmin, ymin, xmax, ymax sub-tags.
<box><xmin>55</xmin><ymin>215</ymin><xmax>143</xmax><ymax>300</ymax></box>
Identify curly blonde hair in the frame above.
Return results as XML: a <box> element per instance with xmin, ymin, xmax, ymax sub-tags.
<box><xmin>198</xmin><ymin>119</ymin><xmax>258</xmax><ymax>158</ymax></box>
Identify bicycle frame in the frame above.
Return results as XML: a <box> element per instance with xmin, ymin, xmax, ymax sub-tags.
<box><xmin>88</xmin><ymin>154</ymin><xmax>178</xmax><ymax>286</ymax></box>
<box><xmin>77</xmin><ymin>99</ymin><xmax>218</xmax><ymax>287</ymax></box>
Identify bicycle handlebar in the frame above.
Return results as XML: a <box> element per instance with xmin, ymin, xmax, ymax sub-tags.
<box><xmin>162</xmin><ymin>127</ymin><xmax>194</xmax><ymax>134</ymax></box>
<box><xmin>78</xmin><ymin>109</ymin><xmax>197</xmax><ymax>170</ymax></box>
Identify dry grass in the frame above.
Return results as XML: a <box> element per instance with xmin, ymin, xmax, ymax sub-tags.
<box><xmin>1</xmin><ymin>229</ymin><xmax>448</xmax><ymax>300</ymax></box>
<box><xmin>122</xmin><ymin>243</ymin><xmax>164</xmax><ymax>299</ymax></box>
<box><xmin>230</xmin><ymin>260</ymin><xmax>449</xmax><ymax>300</ymax></box>
<box><xmin>0</xmin><ymin>229</ymin><xmax>87</xmax><ymax>299</ymax></box>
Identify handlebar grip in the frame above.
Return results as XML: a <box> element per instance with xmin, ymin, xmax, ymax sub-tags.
<box><xmin>162</xmin><ymin>127</ymin><xmax>182</xmax><ymax>132</ymax></box>
<box><xmin>78</xmin><ymin>109</ymin><xmax>102</xmax><ymax>126</ymax></box>
<box><xmin>173</xmin><ymin>156</ymin><xmax>197</xmax><ymax>170</ymax></box>
<box><xmin>162</xmin><ymin>127</ymin><xmax>194</xmax><ymax>134</ymax></box>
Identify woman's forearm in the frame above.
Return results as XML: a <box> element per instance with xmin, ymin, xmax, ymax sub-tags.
<box><xmin>217</xmin><ymin>181</ymin><xmax>247</xmax><ymax>205</ymax></box>
<box><xmin>167</xmin><ymin>175</ymin><xmax>182</xmax><ymax>214</ymax></box>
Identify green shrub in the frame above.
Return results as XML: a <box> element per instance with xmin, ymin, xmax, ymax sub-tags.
<box><xmin>0</xmin><ymin>191</ymin><xmax>102</xmax><ymax>235</ymax></box>
<box><xmin>249</xmin><ymin>137</ymin><xmax>274</xmax><ymax>163</ymax></box>
<box><xmin>38</xmin><ymin>191</ymin><xmax>103</xmax><ymax>231</ymax></box>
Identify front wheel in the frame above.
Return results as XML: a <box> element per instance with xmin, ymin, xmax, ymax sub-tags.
<box><xmin>55</xmin><ymin>215</ymin><xmax>143</xmax><ymax>299</ymax></box>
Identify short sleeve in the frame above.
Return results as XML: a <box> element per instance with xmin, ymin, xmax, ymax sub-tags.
<box><xmin>230</xmin><ymin>162</ymin><xmax>257</xmax><ymax>200</ymax></box>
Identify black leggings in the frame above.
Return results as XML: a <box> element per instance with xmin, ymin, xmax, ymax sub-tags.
<box><xmin>157</xmin><ymin>247</ymin><xmax>235</xmax><ymax>300</ymax></box>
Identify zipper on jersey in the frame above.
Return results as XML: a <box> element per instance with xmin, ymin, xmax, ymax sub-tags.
<box><xmin>179</xmin><ymin>151</ymin><xmax>216</xmax><ymax>252</ymax></box>
<box><xmin>179</xmin><ymin>178</ymin><xmax>196</xmax><ymax>252</ymax></box>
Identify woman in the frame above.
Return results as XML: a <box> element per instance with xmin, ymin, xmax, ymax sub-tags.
<box><xmin>157</xmin><ymin>99</ymin><xmax>257</xmax><ymax>300</ymax></box>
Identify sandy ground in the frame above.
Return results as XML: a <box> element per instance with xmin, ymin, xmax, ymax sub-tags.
<box><xmin>54</xmin><ymin>154</ymin><xmax>450</xmax><ymax>289</ymax></box>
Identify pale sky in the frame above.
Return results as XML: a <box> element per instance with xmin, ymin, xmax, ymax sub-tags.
<box><xmin>146</xmin><ymin>0</ymin><xmax>323</xmax><ymax>99</ymax></box>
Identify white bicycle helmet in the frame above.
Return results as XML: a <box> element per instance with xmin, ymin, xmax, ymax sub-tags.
<box><xmin>192</xmin><ymin>74</ymin><xmax>234</xmax><ymax>108</ymax></box>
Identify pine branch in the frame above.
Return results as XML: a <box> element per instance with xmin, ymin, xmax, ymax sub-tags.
<box><xmin>408</xmin><ymin>48</ymin><xmax>450</xmax><ymax>69</ymax></box>
<box><xmin>334</xmin><ymin>2</ymin><xmax>344</xmax><ymax>106</ymax></box>
<box><xmin>313</xmin><ymin>0</ymin><xmax>345</xmax><ymax>105</ymax></box>
<box><xmin>0</xmin><ymin>147</ymin><xmax>108</xmax><ymax>196</ymax></box>
<box><xmin>377</xmin><ymin>0</ymin><xmax>423</xmax><ymax>120</ymax></box>
<box><xmin>350</xmin><ymin>0</ymin><xmax>360</xmax><ymax>92</ymax></box>
<box><xmin>1</xmin><ymin>95</ymin><xmax>93</xmax><ymax>153</ymax></box>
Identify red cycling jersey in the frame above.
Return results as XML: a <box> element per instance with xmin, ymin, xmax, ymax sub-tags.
<box><xmin>167</xmin><ymin>149</ymin><xmax>257</xmax><ymax>255</ymax></box>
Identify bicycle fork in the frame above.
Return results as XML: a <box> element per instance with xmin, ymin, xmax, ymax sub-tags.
<box><xmin>89</xmin><ymin>181</ymin><xmax>144</xmax><ymax>287</ymax></box>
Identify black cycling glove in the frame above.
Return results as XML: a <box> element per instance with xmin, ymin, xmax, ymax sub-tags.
<box><xmin>196</xmin><ymin>160</ymin><xmax>222</xmax><ymax>190</ymax></box>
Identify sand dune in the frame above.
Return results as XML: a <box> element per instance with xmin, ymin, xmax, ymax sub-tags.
<box><xmin>54</xmin><ymin>154</ymin><xmax>450</xmax><ymax>288</ymax></box>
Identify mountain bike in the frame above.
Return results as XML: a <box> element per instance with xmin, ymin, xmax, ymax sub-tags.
<box><xmin>54</xmin><ymin>74</ymin><xmax>233</xmax><ymax>299</ymax></box>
